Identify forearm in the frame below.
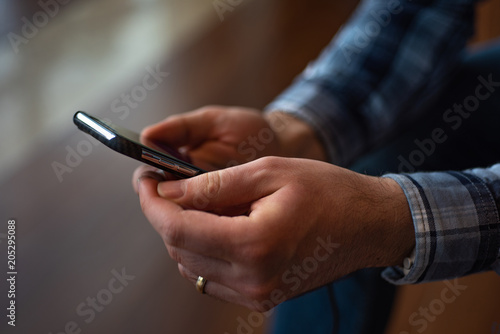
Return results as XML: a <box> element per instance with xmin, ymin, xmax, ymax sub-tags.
<box><xmin>266</xmin><ymin>0</ymin><xmax>478</xmax><ymax>166</ymax></box>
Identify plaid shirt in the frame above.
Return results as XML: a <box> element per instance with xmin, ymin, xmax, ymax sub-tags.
<box><xmin>266</xmin><ymin>0</ymin><xmax>500</xmax><ymax>283</ymax></box>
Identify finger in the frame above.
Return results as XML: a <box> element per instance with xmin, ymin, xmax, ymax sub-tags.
<box><xmin>179</xmin><ymin>264</ymin><xmax>275</xmax><ymax>311</ymax></box>
<box><xmin>138</xmin><ymin>174</ymin><xmax>248</xmax><ymax>260</ymax></box>
<box><xmin>156</xmin><ymin>157</ymin><xmax>284</xmax><ymax>213</ymax></box>
<box><xmin>133</xmin><ymin>165</ymin><xmax>178</xmax><ymax>194</ymax></box>
<box><xmin>188</xmin><ymin>141</ymin><xmax>241</xmax><ymax>170</ymax></box>
<box><xmin>137</xmin><ymin>174</ymin><xmax>182</xmax><ymax>237</ymax></box>
<box><xmin>165</xmin><ymin>244</ymin><xmax>232</xmax><ymax>285</ymax></box>
<box><xmin>140</xmin><ymin>108</ymin><xmax>220</xmax><ymax>150</ymax></box>
<box><xmin>132</xmin><ymin>165</ymin><xmax>167</xmax><ymax>194</ymax></box>
<box><xmin>178</xmin><ymin>264</ymin><xmax>249</xmax><ymax>305</ymax></box>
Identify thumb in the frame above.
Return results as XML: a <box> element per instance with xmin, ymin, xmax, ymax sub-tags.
<box><xmin>157</xmin><ymin>158</ymin><xmax>282</xmax><ymax>214</ymax></box>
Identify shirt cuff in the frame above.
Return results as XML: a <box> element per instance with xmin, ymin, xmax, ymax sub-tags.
<box><xmin>382</xmin><ymin>170</ymin><xmax>500</xmax><ymax>284</ymax></box>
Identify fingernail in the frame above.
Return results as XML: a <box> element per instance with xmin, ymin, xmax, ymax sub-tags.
<box><xmin>139</xmin><ymin>170</ymin><xmax>165</xmax><ymax>182</ymax></box>
<box><xmin>158</xmin><ymin>180</ymin><xmax>184</xmax><ymax>199</ymax></box>
<box><xmin>155</xmin><ymin>169</ymin><xmax>167</xmax><ymax>178</ymax></box>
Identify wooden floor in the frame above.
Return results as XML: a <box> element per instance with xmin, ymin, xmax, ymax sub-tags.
<box><xmin>1</xmin><ymin>1</ymin><xmax>499</xmax><ymax>334</ymax></box>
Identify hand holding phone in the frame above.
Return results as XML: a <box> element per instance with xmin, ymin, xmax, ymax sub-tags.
<box><xmin>73</xmin><ymin>111</ymin><xmax>206</xmax><ymax>178</ymax></box>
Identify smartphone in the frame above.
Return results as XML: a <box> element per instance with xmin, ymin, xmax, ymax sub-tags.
<box><xmin>73</xmin><ymin>111</ymin><xmax>205</xmax><ymax>178</ymax></box>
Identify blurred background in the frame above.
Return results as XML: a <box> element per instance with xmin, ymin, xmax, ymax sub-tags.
<box><xmin>0</xmin><ymin>0</ymin><xmax>499</xmax><ymax>333</ymax></box>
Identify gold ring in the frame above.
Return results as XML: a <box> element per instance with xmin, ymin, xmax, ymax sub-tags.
<box><xmin>196</xmin><ymin>276</ymin><xmax>207</xmax><ymax>294</ymax></box>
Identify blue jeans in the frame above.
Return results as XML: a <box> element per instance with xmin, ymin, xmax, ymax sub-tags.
<box><xmin>268</xmin><ymin>41</ymin><xmax>500</xmax><ymax>334</ymax></box>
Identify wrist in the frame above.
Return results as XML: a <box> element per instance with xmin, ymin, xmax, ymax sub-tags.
<box><xmin>265</xmin><ymin>111</ymin><xmax>327</xmax><ymax>161</ymax></box>
<box><xmin>364</xmin><ymin>176</ymin><xmax>415</xmax><ymax>268</ymax></box>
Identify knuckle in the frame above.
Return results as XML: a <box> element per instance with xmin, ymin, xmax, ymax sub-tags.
<box><xmin>139</xmin><ymin>195</ymin><xmax>147</xmax><ymax>212</ymax></box>
<box><xmin>198</xmin><ymin>105</ymin><xmax>217</xmax><ymax>112</ymax></box>
<box><xmin>139</xmin><ymin>194</ymin><xmax>153</xmax><ymax>218</ymax></box>
<box><xmin>238</xmin><ymin>247</ymin><xmax>280</xmax><ymax>281</ymax></box>
<box><xmin>243</xmin><ymin>283</ymin><xmax>275</xmax><ymax>307</ymax></box>
<box><xmin>239</xmin><ymin>231</ymin><xmax>281</xmax><ymax>265</ymax></box>
<box><xmin>257</xmin><ymin>155</ymin><xmax>277</xmax><ymax>167</ymax></box>
<box><xmin>245</xmin><ymin>243</ymin><xmax>272</xmax><ymax>264</ymax></box>
<box><xmin>159</xmin><ymin>218</ymin><xmax>183</xmax><ymax>248</ymax></box>
<box><xmin>254</xmin><ymin>156</ymin><xmax>285</xmax><ymax>174</ymax></box>
<box><xmin>201</xmin><ymin>171</ymin><xmax>224</xmax><ymax>200</ymax></box>
<box><xmin>177</xmin><ymin>264</ymin><xmax>190</xmax><ymax>280</ymax></box>
<box><xmin>167</xmin><ymin>246</ymin><xmax>182</xmax><ymax>264</ymax></box>
<box><xmin>182</xmin><ymin>171</ymin><xmax>224</xmax><ymax>210</ymax></box>
<box><xmin>197</xmin><ymin>105</ymin><xmax>222</xmax><ymax>118</ymax></box>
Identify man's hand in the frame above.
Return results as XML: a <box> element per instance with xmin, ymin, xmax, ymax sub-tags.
<box><xmin>139</xmin><ymin>106</ymin><xmax>326</xmax><ymax>171</ymax></box>
<box><xmin>135</xmin><ymin>157</ymin><xmax>413</xmax><ymax>311</ymax></box>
